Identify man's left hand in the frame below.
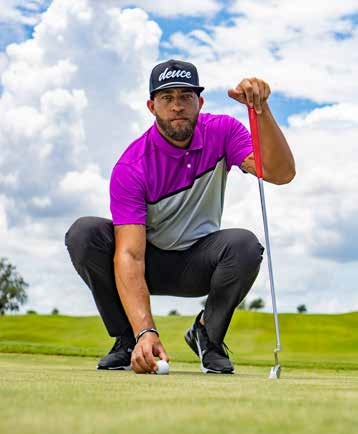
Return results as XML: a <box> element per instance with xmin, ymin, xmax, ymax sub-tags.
<box><xmin>228</xmin><ymin>78</ymin><xmax>271</xmax><ymax>114</ymax></box>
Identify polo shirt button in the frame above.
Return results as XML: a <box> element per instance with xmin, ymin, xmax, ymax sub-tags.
<box><xmin>185</xmin><ymin>152</ymin><xmax>189</xmax><ymax>156</ymax></box>
<box><xmin>187</xmin><ymin>163</ymin><xmax>191</xmax><ymax>168</ymax></box>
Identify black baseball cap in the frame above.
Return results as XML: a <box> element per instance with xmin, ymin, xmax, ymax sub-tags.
<box><xmin>149</xmin><ymin>59</ymin><xmax>205</xmax><ymax>98</ymax></box>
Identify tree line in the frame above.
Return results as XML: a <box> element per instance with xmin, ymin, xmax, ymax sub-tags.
<box><xmin>0</xmin><ymin>257</ymin><xmax>60</xmax><ymax>315</ymax></box>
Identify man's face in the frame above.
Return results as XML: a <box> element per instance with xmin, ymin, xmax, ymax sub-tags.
<box><xmin>147</xmin><ymin>88</ymin><xmax>204</xmax><ymax>143</ymax></box>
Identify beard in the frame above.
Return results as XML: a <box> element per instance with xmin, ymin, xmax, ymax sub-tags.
<box><xmin>155</xmin><ymin>113</ymin><xmax>199</xmax><ymax>142</ymax></box>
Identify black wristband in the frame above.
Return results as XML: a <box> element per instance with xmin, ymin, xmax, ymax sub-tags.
<box><xmin>135</xmin><ymin>327</ymin><xmax>159</xmax><ymax>343</ymax></box>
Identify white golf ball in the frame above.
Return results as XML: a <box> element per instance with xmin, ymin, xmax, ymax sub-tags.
<box><xmin>156</xmin><ymin>360</ymin><xmax>169</xmax><ymax>375</ymax></box>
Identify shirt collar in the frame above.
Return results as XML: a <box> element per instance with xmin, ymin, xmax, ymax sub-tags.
<box><xmin>151</xmin><ymin>119</ymin><xmax>203</xmax><ymax>159</ymax></box>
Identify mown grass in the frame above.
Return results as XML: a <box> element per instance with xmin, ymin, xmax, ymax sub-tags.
<box><xmin>0</xmin><ymin>311</ymin><xmax>357</xmax><ymax>369</ymax></box>
<box><xmin>1</xmin><ymin>313</ymin><xmax>357</xmax><ymax>434</ymax></box>
<box><xmin>0</xmin><ymin>353</ymin><xmax>357</xmax><ymax>434</ymax></box>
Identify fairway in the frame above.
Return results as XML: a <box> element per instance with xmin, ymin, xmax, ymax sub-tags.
<box><xmin>0</xmin><ymin>353</ymin><xmax>357</xmax><ymax>434</ymax></box>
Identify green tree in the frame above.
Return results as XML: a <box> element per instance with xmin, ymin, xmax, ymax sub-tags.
<box><xmin>168</xmin><ymin>309</ymin><xmax>180</xmax><ymax>316</ymax></box>
<box><xmin>297</xmin><ymin>304</ymin><xmax>307</xmax><ymax>313</ymax></box>
<box><xmin>248</xmin><ymin>298</ymin><xmax>265</xmax><ymax>310</ymax></box>
<box><xmin>0</xmin><ymin>258</ymin><xmax>28</xmax><ymax>315</ymax></box>
<box><xmin>52</xmin><ymin>308</ymin><xmax>59</xmax><ymax>315</ymax></box>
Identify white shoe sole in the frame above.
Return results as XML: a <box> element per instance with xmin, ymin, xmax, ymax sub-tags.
<box><xmin>96</xmin><ymin>365</ymin><xmax>131</xmax><ymax>371</ymax></box>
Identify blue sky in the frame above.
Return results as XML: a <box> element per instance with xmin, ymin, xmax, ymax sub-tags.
<box><xmin>0</xmin><ymin>1</ymin><xmax>50</xmax><ymax>50</ymax></box>
<box><xmin>0</xmin><ymin>1</ymin><xmax>341</xmax><ymax>121</ymax></box>
<box><xmin>0</xmin><ymin>0</ymin><xmax>357</xmax><ymax>316</ymax></box>
<box><xmin>151</xmin><ymin>6</ymin><xmax>332</xmax><ymax>125</ymax></box>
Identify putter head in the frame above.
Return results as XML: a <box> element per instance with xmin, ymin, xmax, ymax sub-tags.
<box><xmin>268</xmin><ymin>365</ymin><xmax>281</xmax><ymax>379</ymax></box>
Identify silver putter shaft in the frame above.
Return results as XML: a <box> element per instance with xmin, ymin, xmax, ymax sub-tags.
<box><xmin>248</xmin><ymin>107</ymin><xmax>281</xmax><ymax>379</ymax></box>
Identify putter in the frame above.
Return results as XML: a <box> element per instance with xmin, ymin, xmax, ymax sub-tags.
<box><xmin>248</xmin><ymin>107</ymin><xmax>282</xmax><ymax>379</ymax></box>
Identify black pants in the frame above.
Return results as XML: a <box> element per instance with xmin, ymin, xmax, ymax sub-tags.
<box><xmin>65</xmin><ymin>217</ymin><xmax>264</xmax><ymax>344</ymax></box>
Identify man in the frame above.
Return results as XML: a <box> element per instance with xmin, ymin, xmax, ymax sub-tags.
<box><xmin>65</xmin><ymin>59</ymin><xmax>295</xmax><ymax>375</ymax></box>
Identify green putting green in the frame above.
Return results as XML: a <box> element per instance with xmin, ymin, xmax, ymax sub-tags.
<box><xmin>0</xmin><ymin>353</ymin><xmax>357</xmax><ymax>434</ymax></box>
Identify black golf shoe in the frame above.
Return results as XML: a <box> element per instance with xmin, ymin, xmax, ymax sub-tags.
<box><xmin>185</xmin><ymin>310</ymin><xmax>234</xmax><ymax>374</ymax></box>
<box><xmin>97</xmin><ymin>335</ymin><xmax>134</xmax><ymax>370</ymax></box>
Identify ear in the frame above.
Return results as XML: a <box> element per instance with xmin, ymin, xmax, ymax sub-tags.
<box><xmin>198</xmin><ymin>96</ymin><xmax>204</xmax><ymax>111</ymax></box>
<box><xmin>147</xmin><ymin>99</ymin><xmax>156</xmax><ymax>116</ymax></box>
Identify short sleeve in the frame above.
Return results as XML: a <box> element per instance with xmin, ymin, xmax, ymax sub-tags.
<box><xmin>110</xmin><ymin>163</ymin><xmax>147</xmax><ymax>225</ymax></box>
<box><xmin>225</xmin><ymin>116</ymin><xmax>253</xmax><ymax>172</ymax></box>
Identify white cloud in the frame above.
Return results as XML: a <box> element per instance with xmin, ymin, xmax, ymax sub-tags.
<box><xmin>0</xmin><ymin>0</ymin><xmax>161</xmax><ymax>315</ymax></box>
<box><xmin>0</xmin><ymin>52</ymin><xmax>8</xmax><ymax>77</ymax></box>
<box><xmin>229</xmin><ymin>0</ymin><xmax>358</xmax><ymax>27</ymax></box>
<box><xmin>0</xmin><ymin>1</ymin><xmax>50</xmax><ymax>50</ymax></box>
<box><xmin>288</xmin><ymin>102</ymin><xmax>358</xmax><ymax>128</ymax></box>
<box><xmin>166</xmin><ymin>0</ymin><xmax>358</xmax><ymax>104</ymax></box>
<box><xmin>30</xmin><ymin>195</ymin><xmax>51</xmax><ymax>208</ymax></box>
<box><xmin>110</xmin><ymin>0</ymin><xmax>221</xmax><ymax>17</ymax></box>
<box><xmin>0</xmin><ymin>172</ymin><xmax>18</xmax><ymax>187</ymax></box>
<box><xmin>221</xmin><ymin>101</ymin><xmax>358</xmax><ymax>312</ymax></box>
<box><xmin>0</xmin><ymin>195</ymin><xmax>9</xmax><ymax>235</ymax></box>
<box><xmin>162</xmin><ymin>0</ymin><xmax>358</xmax><ymax>308</ymax></box>
<box><xmin>1</xmin><ymin>0</ymin><xmax>357</xmax><ymax>317</ymax></box>
<box><xmin>0</xmin><ymin>1</ymin><xmax>48</xmax><ymax>25</ymax></box>
<box><xmin>59</xmin><ymin>164</ymin><xmax>109</xmax><ymax>217</ymax></box>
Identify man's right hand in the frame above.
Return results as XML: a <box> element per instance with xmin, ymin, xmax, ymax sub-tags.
<box><xmin>131</xmin><ymin>333</ymin><xmax>169</xmax><ymax>374</ymax></box>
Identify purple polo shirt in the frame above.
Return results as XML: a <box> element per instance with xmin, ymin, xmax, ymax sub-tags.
<box><xmin>110</xmin><ymin>113</ymin><xmax>253</xmax><ymax>250</ymax></box>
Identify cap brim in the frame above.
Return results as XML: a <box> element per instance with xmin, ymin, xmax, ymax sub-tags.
<box><xmin>151</xmin><ymin>83</ymin><xmax>205</xmax><ymax>97</ymax></box>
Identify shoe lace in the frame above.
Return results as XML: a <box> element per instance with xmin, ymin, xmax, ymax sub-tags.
<box><xmin>221</xmin><ymin>341</ymin><xmax>233</xmax><ymax>356</ymax></box>
<box><xmin>109</xmin><ymin>337</ymin><xmax>123</xmax><ymax>353</ymax></box>
<box><xmin>110</xmin><ymin>336</ymin><xmax>135</xmax><ymax>353</ymax></box>
<box><xmin>208</xmin><ymin>341</ymin><xmax>232</xmax><ymax>358</ymax></box>
<box><xmin>199</xmin><ymin>323</ymin><xmax>233</xmax><ymax>358</ymax></box>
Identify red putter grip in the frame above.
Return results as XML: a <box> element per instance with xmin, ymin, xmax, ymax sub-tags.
<box><xmin>248</xmin><ymin>107</ymin><xmax>263</xmax><ymax>179</ymax></box>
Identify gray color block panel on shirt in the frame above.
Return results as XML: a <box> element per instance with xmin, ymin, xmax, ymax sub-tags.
<box><xmin>146</xmin><ymin>159</ymin><xmax>227</xmax><ymax>251</ymax></box>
